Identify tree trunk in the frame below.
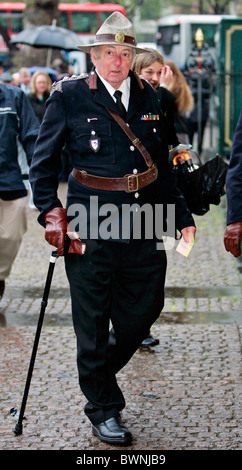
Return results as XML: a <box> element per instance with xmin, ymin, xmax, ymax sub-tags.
<box><xmin>12</xmin><ymin>0</ymin><xmax>61</xmax><ymax>68</ymax></box>
<box><xmin>24</xmin><ymin>0</ymin><xmax>59</xmax><ymax>28</ymax></box>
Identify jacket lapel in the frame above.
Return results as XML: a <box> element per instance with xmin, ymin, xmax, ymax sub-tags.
<box><xmin>126</xmin><ymin>72</ymin><xmax>146</xmax><ymax>121</ymax></box>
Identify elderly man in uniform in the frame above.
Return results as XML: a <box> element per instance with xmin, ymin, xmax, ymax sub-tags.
<box><xmin>30</xmin><ymin>12</ymin><xmax>196</xmax><ymax>445</ymax></box>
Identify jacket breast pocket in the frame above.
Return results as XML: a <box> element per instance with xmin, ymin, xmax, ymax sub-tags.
<box><xmin>132</xmin><ymin>120</ymin><xmax>162</xmax><ymax>153</ymax></box>
<box><xmin>74</xmin><ymin>120</ymin><xmax>115</xmax><ymax>166</ymax></box>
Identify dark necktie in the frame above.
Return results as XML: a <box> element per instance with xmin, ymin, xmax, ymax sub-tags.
<box><xmin>114</xmin><ymin>90</ymin><xmax>126</xmax><ymax>118</ymax></box>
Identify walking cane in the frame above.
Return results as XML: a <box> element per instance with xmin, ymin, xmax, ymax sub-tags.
<box><xmin>10</xmin><ymin>250</ymin><xmax>58</xmax><ymax>435</ymax></box>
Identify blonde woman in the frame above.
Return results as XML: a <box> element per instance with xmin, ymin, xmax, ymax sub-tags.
<box><xmin>131</xmin><ymin>48</ymin><xmax>179</xmax><ymax>147</ymax></box>
<box><xmin>28</xmin><ymin>71</ymin><xmax>52</xmax><ymax>208</ymax></box>
<box><xmin>28</xmin><ymin>71</ymin><xmax>52</xmax><ymax>123</ymax></box>
<box><xmin>165</xmin><ymin>60</ymin><xmax>194</xmax><ymax>144</ymax></box>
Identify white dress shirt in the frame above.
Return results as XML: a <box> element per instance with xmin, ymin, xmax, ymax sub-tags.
<box><xmin>95</xmin><ymin>69</ymin><xmax>130</xmax><ymax>111</ymax></box>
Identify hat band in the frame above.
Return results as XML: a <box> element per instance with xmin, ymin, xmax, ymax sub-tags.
<box><xmin>95</xmin><ymin>33</ymin><xmax>136</xmax><ymax>46</ymax></box>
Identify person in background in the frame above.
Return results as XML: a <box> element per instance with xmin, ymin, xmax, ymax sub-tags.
<box><xmin>165</xmin><ymin>60</ymin><xmax>194</xmax><ymax>145</ymax></box>
<box><xmin>11</xmin><ymin>72</ymin><xmax>20</xmax><ymax>86</ymax></box>
<box><xmin>186</xmin><ymin>73</ymin><xmax>210</xmax><ymax>154</ymax></box>
<box><xmin>131</xmin><ymin>48</ymin><xmax>179</xmax><ymax>148</ymax></box>
<box><xmin>0</xmin><ymin>60</ymin><xmax>4</xmax><ymax>75</ymax></box>
<box><xmin>131</xmin><ymin>48</ymin><xmax>178</xmax><ymax>348</ymax></box>
<box><xmin>28</xmin><ymin>71</ymin><xmax>52</xmax><ymax>124</ymax></box>
<box><xmin>0</xmin><ymin>71</ymin><xmax>14</xmax><ymax>84</ymax></box>
<box><xmin>0</xmin><ymin>71</ymin><xmax>30</xmax><ymax>199</ymax></box>
<box><xmin>27</xmin><ymin>71</ymin><xmax>52</xmax><ymax>209</ymax></box>
<box><xmin>3</xmin><ymin>71</ymin><xmax>31</xmax><ymax>199</ymax></box>
<box><xmin>224</xmin><ymin>110</ymin><xmax>242</xmax><ymax>258</ymax></box>
<box><xmin>184</xmin><ymin>28</ymin><xmax>215</xmax><ymax>155</ymax></box>
<box><xmin>18</xmin><ymin>67</ymin><xmax>31</xmax><ymax>94</ymax></box>
<box><xmin>0</xmin><ymin>83</ymin><xmax>39</xmax><ymax>300</ymax></box>
<box><xmin>52</xmin><ymin>58</ymin><xmax>72</xmax><ymax>81</ymax></box>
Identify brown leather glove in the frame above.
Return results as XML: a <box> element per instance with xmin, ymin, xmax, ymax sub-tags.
<box><xmin>66</xmin><ymin>231</ymin><xmax>86</xmax><ymax>256</ymax></box>
<box><xmin>44</xmin><ymin>208</ymin><xmax>86</xmax><ymax>257</ymax></box>
<box><xmin>224</xmin><ymin>222</ymin><xmax>242</xmax><ymax>258</ymax></box>
<box><xmin>44</xmin><ymin>207</ymin><xmax>67</xmax><ymax>256</ymax></box>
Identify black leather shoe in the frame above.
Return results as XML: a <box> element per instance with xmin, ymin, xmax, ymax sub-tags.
<box><xmin>140</xmin><ymin>334</ymin><xmax>159</xmax><ymax>348</ymax></box>
<box><xmin>92</xmin><ymin>416</ymin><xmax>132</xmax><ymax>445</ymax></box>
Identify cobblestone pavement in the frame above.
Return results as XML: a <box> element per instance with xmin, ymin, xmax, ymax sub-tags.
<box><xmin>0</xmin><ymin>184</ymin><xmax>241</xmax><ymax>451</ymax></box>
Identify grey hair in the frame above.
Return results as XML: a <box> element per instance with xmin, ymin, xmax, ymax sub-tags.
<box><xmin>94</xmin><ymin>46</ymin><xmax>100</xmax><ymax>60</ymax></box>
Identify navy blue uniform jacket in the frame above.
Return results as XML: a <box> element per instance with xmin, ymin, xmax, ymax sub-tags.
<box><xmin>226</xmin><ymin>110</ymin><xmax>242</xmax><ymax>225</ymax></box>
<box><xmin>29</xmin><ymin>71</ymin><xmax>194</xmax><ymax>238</ymax></box>
<box><xmin>0</xmin><ymin>84</ymin><xmax>39</xmax><ymax>194</ymax></box>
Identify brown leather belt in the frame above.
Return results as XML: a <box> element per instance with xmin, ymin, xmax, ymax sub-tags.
<box><xmin>72</xmin><ymin>164</ymin><xmax>158</xmax><ymax>192</ymax></box>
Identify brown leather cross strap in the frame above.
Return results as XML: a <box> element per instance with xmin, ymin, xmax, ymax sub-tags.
<box><xmin>106</xmin><ymin>108</ymin><xmax>154</xmax><ymax>168</ymax></box>
<box><xmin>72</xmin><ymin>165</ymin><xmax>158</xmax><ymax>192</ymax></box>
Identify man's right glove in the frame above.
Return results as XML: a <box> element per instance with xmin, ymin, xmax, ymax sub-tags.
<box><xmin>44</xmin><ymin>207</ymin><xmax>86</xmax><ymax>256</ymax></box>
<box><xmin>224</xmin><ymin>222</ymin><xmax>242</xmax><ymax>258</ymax></box>
<box><xmin>44</xmin><ymin>207</ymin><xmax>67</xmax><ymax>256</ymax></box>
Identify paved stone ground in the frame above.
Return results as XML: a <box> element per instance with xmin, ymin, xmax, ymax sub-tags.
<box><xmin>0</xmin><ymin>183</ymin><xmax>241</xmax><ymax>451</ymax></box>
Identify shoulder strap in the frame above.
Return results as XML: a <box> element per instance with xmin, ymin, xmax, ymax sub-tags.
<box><xmin>106</xmin><ymin>107</ymin><xmax>154</xmax><ymax>169</ymax></box>
<box><xmin>50</xmin><ymin>73</ymin><xmax>89</xmax><ymax>96</ymax></box>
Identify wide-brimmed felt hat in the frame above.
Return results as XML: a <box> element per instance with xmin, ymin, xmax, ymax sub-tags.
<box><xmin>77</xmin><ymin>12</ymin><xmax>148</xmax><ymax>54</ymax></box>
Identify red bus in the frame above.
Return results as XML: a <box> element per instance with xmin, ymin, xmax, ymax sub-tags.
<box><xmin>0</xmin><ymin>2</ymin><xmax>127</xmax><ymax>50</ymax></box>
<box><xmin>59</xmin><ymin>3</ymin><xmax>127</xmax><ymax>37</ymax></box>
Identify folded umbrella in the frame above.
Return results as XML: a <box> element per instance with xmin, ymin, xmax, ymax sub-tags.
<box><xmin>175</xmin><ymin>154</ymin><xmax>229</xmax><ymax>216</ymax></box>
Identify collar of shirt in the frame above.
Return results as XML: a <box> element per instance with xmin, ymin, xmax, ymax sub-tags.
<box><xmin>95</xmin><ymin>69</ymin><xmax>130</xmax><ymax>111</ymax></box>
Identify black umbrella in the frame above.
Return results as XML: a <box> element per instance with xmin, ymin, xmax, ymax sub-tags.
<box><xmin>10</xmin><ymin>21</ymin><xmax>81</xmax><ymax>66</ymax></box>
<box><xmin>175</xmin><ymin>154</ymin><xmax>228</xmax><ymax>216</ymax></box>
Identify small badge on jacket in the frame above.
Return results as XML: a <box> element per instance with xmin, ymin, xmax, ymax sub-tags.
<box><xmin>141</xmin><ymin>113</ymin><xmax>159</xmax><ymax>121</ymax></box>
<box><xmin>89</xmin><ymin>130</ymin><xmax>101</xmax><ymax>152</ymax></box>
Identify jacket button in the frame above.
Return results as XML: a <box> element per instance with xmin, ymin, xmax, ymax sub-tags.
<box><xmin>130</xmin><ymin>145</ymin><xmax>135</xmax><ymax>151</ymax></box>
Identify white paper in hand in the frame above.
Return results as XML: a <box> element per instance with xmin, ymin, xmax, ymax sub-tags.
<box><xmin>176</xmin><ymin>233</ymin><xmax>194</xmax><ymax>257</ymax></box>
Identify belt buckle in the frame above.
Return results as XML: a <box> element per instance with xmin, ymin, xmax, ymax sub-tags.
<box><xmin>127</xmin><ymin>174</ymin><xmax>139</xmax><ymax>192</ymax></box>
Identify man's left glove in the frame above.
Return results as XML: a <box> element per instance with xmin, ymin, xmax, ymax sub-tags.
<box><xmin>224</xmin><ymin>222</ymin><xmax>242</xmax><ymax>258</ymax></box>
<box><xmin>44</xmin><ymin>207</ymin><xmax>86</xmax><ymax>256</ymax></box>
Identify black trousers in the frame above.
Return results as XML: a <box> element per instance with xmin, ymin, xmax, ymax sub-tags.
<box><xmin>65</xmin><ymin>238</ymin><xmax>167</xmax><ymax>425</ymax></box>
